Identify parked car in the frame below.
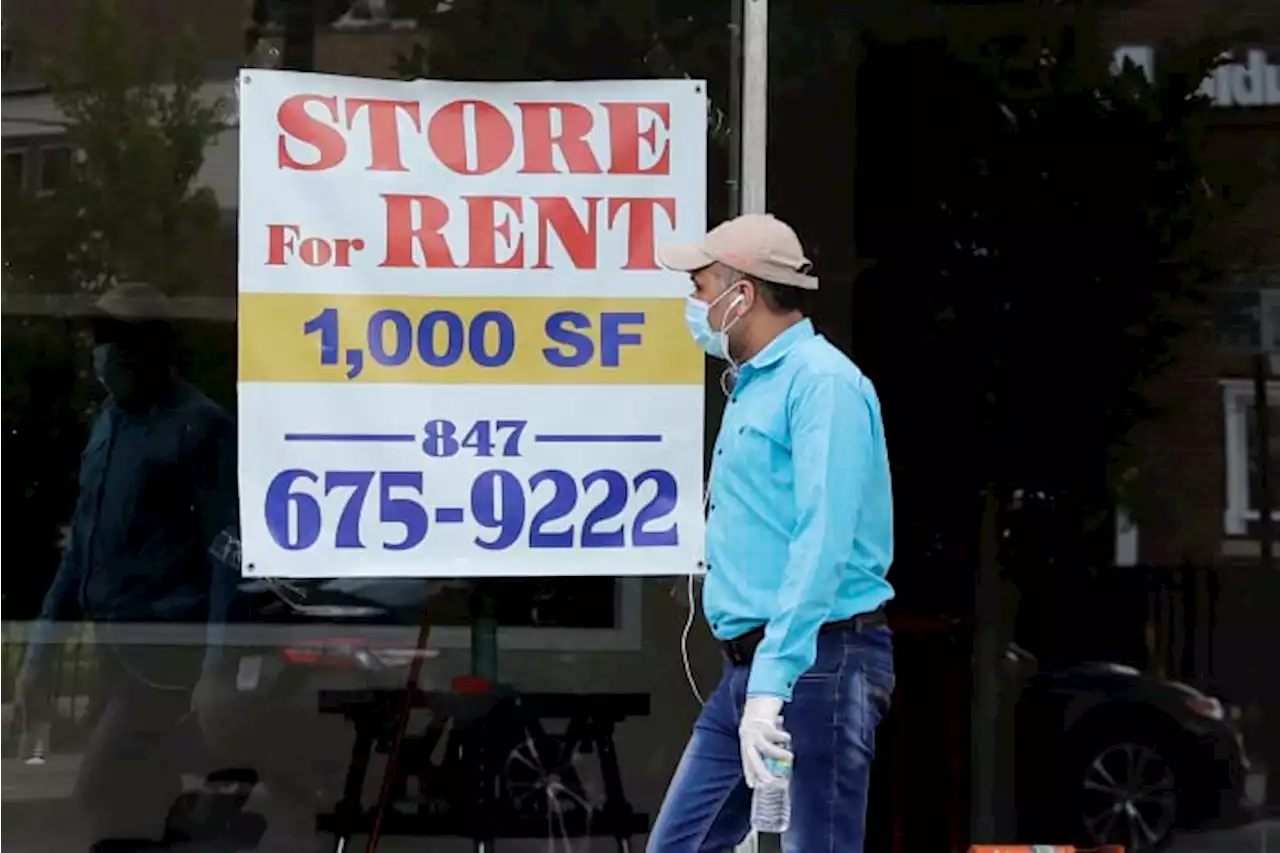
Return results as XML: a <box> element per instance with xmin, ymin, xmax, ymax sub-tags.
<box><xmin>1012</xmin><ymin>645</ymin><xmax>1265</xmax><ymax>851</ymax></box>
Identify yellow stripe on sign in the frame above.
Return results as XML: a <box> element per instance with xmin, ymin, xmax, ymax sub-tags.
<box><xmin>239</xmin><ymin>293</ymin><xmax>703</xmax><ymax>385</ymax></box>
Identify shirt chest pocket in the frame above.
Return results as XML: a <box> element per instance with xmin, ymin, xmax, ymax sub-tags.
<box><xmin>730</xmin><ymin>410</ymin><xmax>793</xmax><ymax>491</ymax></box>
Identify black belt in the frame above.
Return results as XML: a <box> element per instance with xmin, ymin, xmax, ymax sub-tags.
<box><xmin>720</xmin><ymin>607</ymin><xmax>888</xmax><ymax>668</ymax></box>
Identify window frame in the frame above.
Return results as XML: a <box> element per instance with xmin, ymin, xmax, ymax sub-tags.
<box><xmin>213</xmin><ymin>578</ymin><xmax>645</xmax><ymax>652</ymax></box>
<box><xmin>1221</xmin><ymin>377</ymin><xmax>1280</xmax><ymax>535</ymax></box>
<box><xmin>35</xmin><ymin>142</ymin><xmax>74</xmax><ymax>195</ymax></box>
<box><xmin>0</xmin><ymin>581</ymin><xmax>644</xmax><ymax>652</ymax></box>
<box><xmin>4</xmin><ymin>147</ymin><xmax>29</xmax><ymax>185</ymax></box>
<box><xmin>1</xmin><ymin>133</ymin><xmax>75</xmax><ymax>195</ymax></box>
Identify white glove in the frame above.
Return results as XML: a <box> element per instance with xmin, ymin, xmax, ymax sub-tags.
<box><xmin>739</xmin><ymin>696</ymin><xmax>793</xmax><ymax>789</ymax></box>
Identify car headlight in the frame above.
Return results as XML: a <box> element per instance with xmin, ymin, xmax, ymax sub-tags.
<box><xmin>1186</xmin><ymin>695</ymin><xmax>1225</xmax><ymax>720</ymax></box>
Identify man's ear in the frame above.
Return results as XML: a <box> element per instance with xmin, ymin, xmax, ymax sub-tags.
<box><xmin>734</xmin><ymin>279</ymin><xmax>757</xmax><ymax>315</ymax></box>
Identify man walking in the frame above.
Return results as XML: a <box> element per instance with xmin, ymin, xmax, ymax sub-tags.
<box><xmin>647</xmin><ymin>214</ymin><xmax>895</xmax><ymax>853</ymax></box>
<box><xmin>13</xmin><ymin>282</ymin><xmax>238</xmax><ymax>852</ymax></box>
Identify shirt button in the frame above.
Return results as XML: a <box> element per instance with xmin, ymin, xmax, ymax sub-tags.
<box><xmin>716</xmin><ymin>449</ymin><xmax>723</xmax><ymax>456</ymax></box>
<box><xmin>710</xmin><ymin>503</ymin><xmax>716</xmax><ymax>511</ymax></box>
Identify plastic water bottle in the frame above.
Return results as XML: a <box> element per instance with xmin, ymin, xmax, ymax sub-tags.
<box><xmin>750</xmin><ymin>752</ymin><xmax>793</xmax><ymax>833</ymax></box>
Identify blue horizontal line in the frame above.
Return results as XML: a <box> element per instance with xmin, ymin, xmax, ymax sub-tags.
<box><xmin>284</xmin><ymin>433</ymin><xmax>416</xmax><ymax>443</ymax></box>
<box><xmin>534</xmin><ymin>434</ymin><xmax>662</xmax><ymax>444</ymax></box>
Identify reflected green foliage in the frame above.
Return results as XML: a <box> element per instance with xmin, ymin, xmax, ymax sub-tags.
<box><xmin>2</xmin><ymin>0</ymin><xmax>226</xmax><ymax>298</ymax></box>
<box><xmin>394</xmin><ymin>0</ymin><xmax>726</xmax><ymax>85</ymax></box>
<box><xmin>391</xmin><ymin>0</ymin><xmax>732</xmax><ymax>210</ymax></box>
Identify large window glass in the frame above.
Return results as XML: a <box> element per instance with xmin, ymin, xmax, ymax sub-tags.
<box><xmin>2</xmin><ymin>3</ymin><xmax>738</xmax><ymax>851</ymax></box>
<box><xmin>5</xmin><ymin>3</ymin><xmax>1278</xmax><ymax>853</ymax></box>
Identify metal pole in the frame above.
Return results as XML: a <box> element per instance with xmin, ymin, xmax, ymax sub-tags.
<box><xmin>727</xmin><ymin>0</ymin><xmax>743</xmax><ymax>218</ymax></box>
<box><xmin>1</xmin><ymin>16</ymin><xmax>12</xmax><ymax>75</ymax></box>
<box><xmin>731</xmin><ymin>10</ymin><xmax>763</xmax><ymax>853</ymax></box>
<box><xmin>1253</xmin><ymin>352</ymin><xmax>1273</xmax><ymax>570</ymax></box>
<box><xmin>741</xmin><ymin>0</ymin><xmax>768</xmax><ymax>214</ymax></box>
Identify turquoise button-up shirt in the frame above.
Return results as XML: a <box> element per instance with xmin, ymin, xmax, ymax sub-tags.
<box><xmin>703</xmin><ymin>318</ymin><xmax>894</xmax><ymax>701</ymax></box>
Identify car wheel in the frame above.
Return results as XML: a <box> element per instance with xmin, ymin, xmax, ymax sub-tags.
<box><xmin>1076</xmin><ymin>739</ymin><xmax>1179</xmax><ymax>852</ymax></box>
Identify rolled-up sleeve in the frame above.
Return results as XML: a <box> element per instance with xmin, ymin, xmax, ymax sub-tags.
<box><xmin>747</xmin><ymin>374</ymin><xmax>872</xmax><ymax>701</ymax></box>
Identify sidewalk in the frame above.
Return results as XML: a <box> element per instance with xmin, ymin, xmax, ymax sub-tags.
<box><xmin>1</xmin><ymin>753</ymin><xmax>80</xmax><ymax>801</ymax></box>
<box><xmin>1167</xmin><ymin>818</ymin><xmax>1280</xmax><ymax>853</ymax></box>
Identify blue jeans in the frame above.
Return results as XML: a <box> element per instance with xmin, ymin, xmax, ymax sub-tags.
<box><xmin>647</xmin><ymin>626</ymin><xmax>894</xmax><ymax>853</ymax></box>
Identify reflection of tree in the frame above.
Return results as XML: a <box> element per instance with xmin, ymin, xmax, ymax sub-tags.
<box><xmin>852</xmin><ymin>24</ymin><xmax>1248</xmax><ymax>838</ymax></box>
<box><xmin>2</xmin><ymin>0</ymin><xmax>226</xmax><ymax>299</ymax></box>
<box><xmin>1</xmin><ymin>0</ymin><xmax>228</xmax><ymax>618</ymax></box>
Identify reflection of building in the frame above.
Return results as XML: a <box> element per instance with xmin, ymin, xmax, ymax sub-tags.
<box><xmin>1096</xmin><ymin>1</ymin><xmax>1280</xmax><ymax>568</ymax></box>
<box><xmin>1113</xmin><ymin>45</ymin><xmax>1280</xmax><ymax>108</ymax></box>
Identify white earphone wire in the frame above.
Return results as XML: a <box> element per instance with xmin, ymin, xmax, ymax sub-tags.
<box><xmin>682</xmin><ymin>292</ymin><xmax>743</xmax><ymax>708</ymax></box>
<box><xmin>680</xmin><ymin>485</ymin><xmax>713</xmax><ymax>706</ymax></box>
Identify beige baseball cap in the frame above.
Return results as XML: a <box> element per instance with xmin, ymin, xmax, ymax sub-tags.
<box><xmin>657</xmin><ymin>213</ymin><xmax>818</xmax><ymax>290</ymax></box>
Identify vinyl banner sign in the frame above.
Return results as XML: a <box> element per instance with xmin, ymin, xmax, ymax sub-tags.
<box><xmin>236</xmin><ymin>69</ymin><xmax>707</xmax><ymax>578</ymax></box>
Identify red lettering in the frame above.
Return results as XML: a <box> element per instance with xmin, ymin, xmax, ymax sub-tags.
<box><xmin>517</xmin><ymin>103</ymin><xmax>601</xmax><ymax>174</ymax></box>
<box><xmin>534</xmin><ymin>197</ymin><xmax>601</xmax><ymax>270</ymax></box>
<box><xmin>277</xmin><ymin>95</ymin><xmax>346</xmax><ymax>171</ymax></box>
<box><xmin>608</xmin><ymin>197</ymin><xmax>676</xmax><ymax>270</ymax></box>
<box><xmin>266</xmin><ymin>226</ymin><xmax>366</xmax><ymax>266</ymax></box>
<box><xmin>603</xmin><ymin>102</ymin><xmax>671</xmax><ymax>176</ymax></box>
<box><xmin>427</xmin><ymin>100</ymin><xmax>515</xmax><ymax>176</ymax></box>
<box><xmin>345</xmin><ymin>98</ymin><xmax>422</xmax><ymax>172</ymax></box>
<box><xmin>465</xmin><ymin>196</ymin><xmax>525</xmax><ymax>269</ymax></box>
<box><xmin>298</xmin><ymin>237</ymin><xmax>332</xmax><ymax>266</ymax></box>
<box><xmin>331</xmin><ymin>238</ymin><xmax>365</xmax><ymax>267</ymax></box>
<box><xmin>266</xmin><ymin>224</ymin><xmax>301</xmax><ymax>265</ymax></box>
<box><xmin>375</xmin><ymin>195</ymin><xmax>681</xmax><ymax>271</ymax></box>
<box><xmin>380</xmin><ymin>194</ymin><xmax>457</xmax><ymax>268</ymax></box>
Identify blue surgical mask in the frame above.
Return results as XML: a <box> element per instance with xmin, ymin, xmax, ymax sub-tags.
<box><xmin>684</xmin><ymin>297</ymin><xmax>727</xmax><ymax>360</ymax></box>
<box><xmin>684</xmin><ymin>285</ymin><xmax>745</xmax><ymax>362</ymax></box>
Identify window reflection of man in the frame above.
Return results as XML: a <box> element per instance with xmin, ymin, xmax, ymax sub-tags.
<box><xmin>12</xmin><ymin>282</ymin><xmax>238</xmax><ymax>853</ymax></box>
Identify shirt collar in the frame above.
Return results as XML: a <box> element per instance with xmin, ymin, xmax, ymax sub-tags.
<box><xmin>742</xmin><ymin>318</ymin><xmax>816</xmax><ymax>374</ymax></box>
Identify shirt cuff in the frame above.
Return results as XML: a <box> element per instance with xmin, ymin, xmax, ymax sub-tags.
<box><xmin>746</xmin><ymin>656</ymin><xmax>797</xmax><ymax>702</ymax></box>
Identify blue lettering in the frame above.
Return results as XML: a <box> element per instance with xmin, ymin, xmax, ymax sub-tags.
<box><xmin>417</xmin><ymin>310</ymin><xmax>465</xmax><ymax>367</ymax></box>
<box><xmin>470</xmin><ymin>310</ymin><xmax>516</xmax><ymax>367</ymax></box>
<box><xmin>600</xmin><ymin>312</ymin><xmax>645</xmax><ymax>367</ymax></box>
<box><xmin>543</xmin><ymin>311</ymin><xmax>594</xmax><ymax>367</ymax></box>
